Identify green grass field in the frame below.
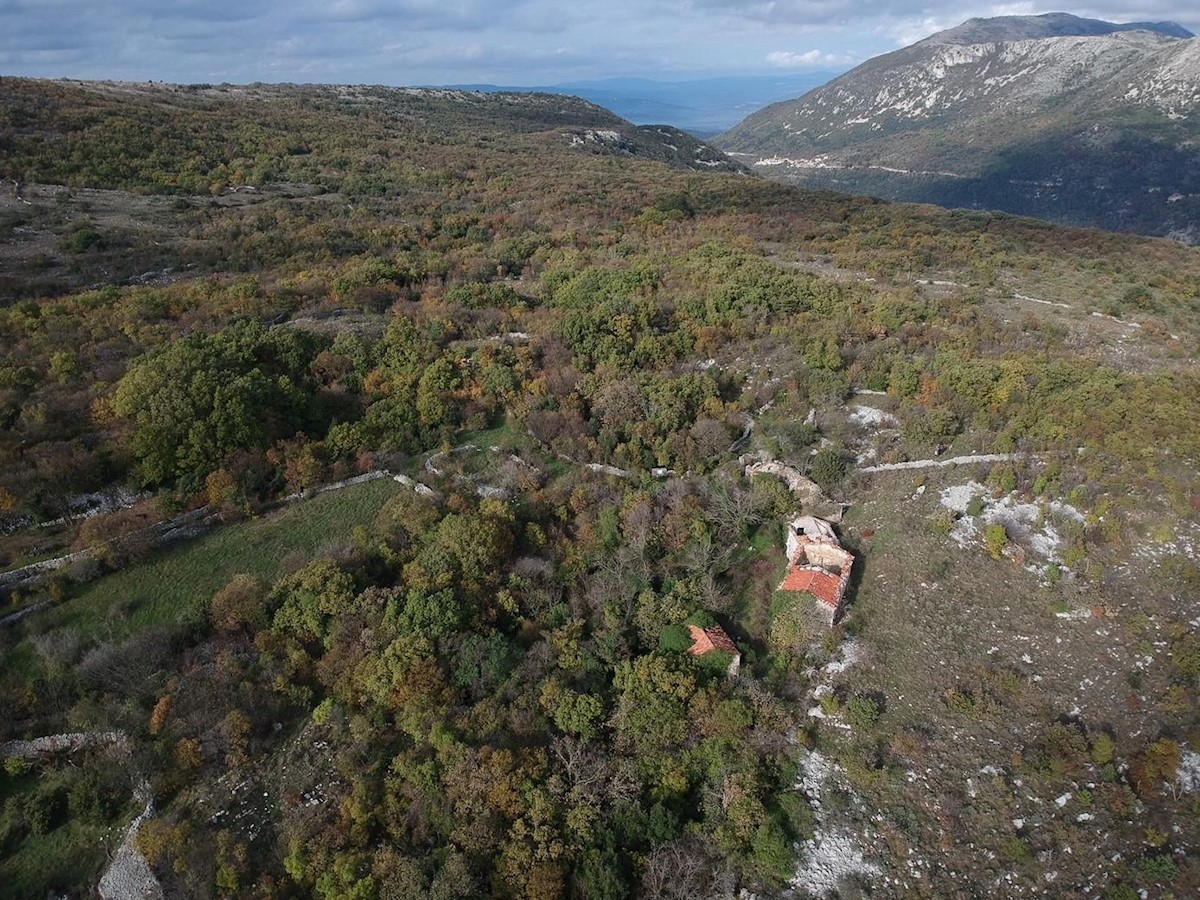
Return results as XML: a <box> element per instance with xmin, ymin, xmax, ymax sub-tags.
<box><xmin>0</xmin><ymin>760</ymin><xmax>134</xmax><ymax>900</ymax></box>
<box><xmin>40</xmin><ymin>477</ymin><xmax>403</xmax><ymax>639</ymax></box>
<box><xmin>0</xmin><ymin>816</ymin><xmax>114</xmax><ymax>900</ymax></box>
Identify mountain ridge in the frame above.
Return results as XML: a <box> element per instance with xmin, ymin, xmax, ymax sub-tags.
<box><xmin>925</xmin><ymin>12</ymin><xmax>1193</xmax><ymax>43</ymax></box>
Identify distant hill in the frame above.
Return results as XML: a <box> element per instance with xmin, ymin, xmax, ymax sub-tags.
<box><xmin>445</xmin><ymin>73</ymin><xmax>840</xmax><ymax>135</ymax></box>
<box><xmin>0</xmin><ymin>80</ymin><xmax>747</xmax><ymax>186</ymax></box>
<box><xmin>717</xmin><ymin>13</ymin><xmax>1200</xmax><ymax>241</ymax></box>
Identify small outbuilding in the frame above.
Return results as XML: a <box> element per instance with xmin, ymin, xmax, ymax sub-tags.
<box><xmin>687</xmin><ymin>623</ymin><xmax>742</xmax><ymax>676</ymax></box>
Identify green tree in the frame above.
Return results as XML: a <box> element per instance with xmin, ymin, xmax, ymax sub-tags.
<box><xmin>416</xmin><ymin>357</ymin><xmax>461</xmax><ymax>430</ymax></box>
<box><xmin>544</xmin><ymin>686</ymin><xmax>604</xmax><ymax>740</ymax></box>
<box><xmin>612</xmin><ymin>654</ymin><xmax>697</xmax><ymax>758</ymax></box>
<box><xmin>49</xmin><ymin>350</ymin><xmax>81</xmax><ymax>384</ymax></box>
<box><xmin>396</xmin><ymin>587</ymin><xmax>464</xmax><ymax>639</ymax></box>
<box><xmin>271</xmin><ymin>559</ymin><xmax>358</xmax><ymax>649</ymax></box>
<box><xmin>210</xmin><ymin>574</ymin><xmax>270</xmax><ymax>633</ymax></box>
<box><xmin>112</xmin><ymin>320</ymin><xmax>319</xmax><ymax>490</ymax></box>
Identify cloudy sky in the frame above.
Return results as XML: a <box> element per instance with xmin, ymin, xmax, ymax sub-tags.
<box><xmin>1</xmin><ymin>1</ymin><xmax>1197</xmax><ymax>85</ymax></box>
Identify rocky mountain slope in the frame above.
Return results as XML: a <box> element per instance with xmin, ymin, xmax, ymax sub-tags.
<box><xmin>718</xmin><ymin>13</ymin><xmax>1200</xmax><ymax>241</ymax></box>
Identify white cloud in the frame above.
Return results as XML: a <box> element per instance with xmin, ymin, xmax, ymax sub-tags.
<box><xmin>880</xmin><ymin>15</ymin><xmax>958</xmax><ymax>47</ymax></box>
<box><xmin>766</xmin><ymin>49</ymin><xmax>853</xmax><ymax>68</ymax></box>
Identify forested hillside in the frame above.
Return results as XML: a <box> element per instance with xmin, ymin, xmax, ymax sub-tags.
<box><xmin>0</xmin><ymin>77</ymin><xmax>1198</xmax><ymax>900</ymax></box>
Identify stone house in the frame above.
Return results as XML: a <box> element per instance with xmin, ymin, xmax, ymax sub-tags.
<box><xmin>778</xmin><ymin>515</ymin><xmax>854</xmax><ymax>625</ymax></box>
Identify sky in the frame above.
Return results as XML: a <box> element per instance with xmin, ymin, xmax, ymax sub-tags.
<box><xmin>1</xmin><ymin>1</ymin><xmax>1197</xmax><ymax>86</ymax></box>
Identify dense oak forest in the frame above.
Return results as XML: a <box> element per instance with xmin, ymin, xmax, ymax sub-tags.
<box><xmin>0</xmin><ymin>78</ymin><xmax>1198</xmax><ymax>899</ymax></box>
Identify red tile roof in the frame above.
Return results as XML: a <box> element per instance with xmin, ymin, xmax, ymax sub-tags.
<box><xmin>687</xmin><ymin>624</ymin><xmax>739</xmax><ymax>656</ymax></box>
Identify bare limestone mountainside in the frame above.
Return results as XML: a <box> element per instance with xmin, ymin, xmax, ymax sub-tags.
<box><xmin>718</xmin><ymin>13</ymin><xmax>1200</xmax><ymax>241</ymax></box>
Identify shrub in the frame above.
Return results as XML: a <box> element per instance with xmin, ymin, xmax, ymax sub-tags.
<box><xmin>136</xmin><ymin>819</ymin><xmax>190</xmax><ymax>869</ymax></box>
<box><xmin>65</xmin><ymin>228</ymin><xmax>103</xmax><ymax>253</ymax></box>
<box><xmin>809</xmin><ymin>449</ymin><xmax>848</xmax><ymax>490</ymax></box>
<box><xmin>75</xmin><ymin>627</ymin><xmax>174</xmax><ymax>697</ymax></box>
<box><xmin>1000</xmin><ymin>834</ymin><xmax>1028</xmax><ymax>861</ymax></box>
<box><xmin>23</xmin><ymin>788</ymin><xmax>62</xmax><ymax>835</ymax></box>
<box><xmin>984</xmin><ymin>523</ymin><xmax>1009</xmax><ymax>560</ymax></box>
<box><xmin>149</xmin><ymin>694</ymin><xmax>173</xmax><ymax>735</ymax></box>
<box><xmin>312</xmin><ymin>697</ymin><xmax>336</xmax><ymax>726</ymax></box>
<box><xmin>987</xmin><ymin>464</ymin><xmax>1017</xmax><ymax>494</ymax></box>
<box><xmin>943</xmin><ymin>688</ymin><xmax>984</xmax><ymax>716</ymax></box>
<box><xmin>224</xmin><ymin>710</ymin><xmax>252</xmax><ymax>767</ymax></box>
<box><xmin>1136</xmin><ymin>853</ymin><xmax>1178</xmax><ymax>882</ymax></box>
<box><xmin>175</xmin><ymin>738</ymin><xmax>203</xmax><ymax>770</ymax></box>
<box><xmin>30</xmin><ymin>627</ymin><xmax>82</xmax><ymax>666</ymax></box>
<box><xmin>695</xmin><ymin>649</ymin><xmax>735</xmax><ymax>676</ymax></box>
<box><xmin>1129</xmin><ymin>739</ymin><xmax>1181</xmax><ymax>797</ymax></box>
<box><xmin>66</xmin><ymin>766</ymin><xmax>124</xmax><ymax>824</ymax></box>
<box><xmin>67</xmin><ymin>556</ymin><xmax>102</xmax><ymax>585</ymax></box>
<box><xmin>1090</xmin><ymin>732</ymin><xmax>1115</xmax><ymax>766</ymax></box>
<box><xmin>929</xmin><ymin>510</ymin><xmax>955</xmax><ymax>536</ymax></box>
<box><xmin>846</xmin><ymin>695</ymin><xmax>882</xmax><ymax>730</ymax></box>
<box><xmin>1063</xmin><ymin>541</ymin><xmax>1087</xmax><ymax>569</ymax></box>
<box><xmin>76</xmin><ymin>506</ymin><xmax>157</xmax><ymax>570</ymax></box>
<box><xmin>749</xmin><ymin>821</ymin><xmax>794</xmax><ymax>886</ymax></box>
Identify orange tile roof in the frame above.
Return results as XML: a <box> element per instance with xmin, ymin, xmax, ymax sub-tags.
<box><xmin>779</xmin><ymin>566</ymin><xmax>844</xmax><ymax>607</ymax></box>
<box><xmin>687</xmin><ymin>624</ymin><xmax>738</xmax><ymax>656</ymax></box>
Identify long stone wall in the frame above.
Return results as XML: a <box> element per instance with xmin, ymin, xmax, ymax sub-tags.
<box><xmin>0</xmin><ymin>730</ymin><xmax>128</xmax><ymax>758</ymax></box>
